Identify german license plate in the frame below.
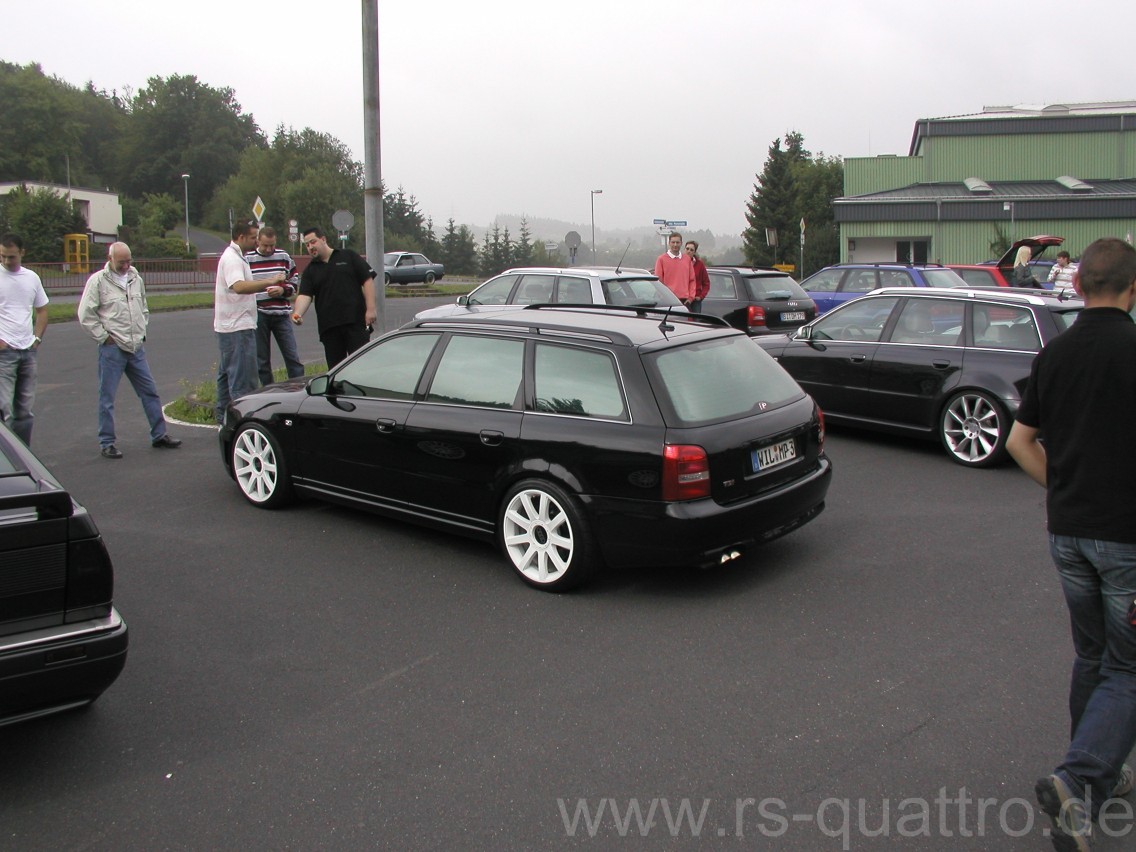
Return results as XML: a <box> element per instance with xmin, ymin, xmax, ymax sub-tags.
<box><xmin>752</xmin><ymin>438</ymin><xmax>797</xmax><ymax>472</ymax></box>
<box><xmin>781</xmin><ymin>311</ymin><xmax>806</xmax><ymax>322</ymax></box>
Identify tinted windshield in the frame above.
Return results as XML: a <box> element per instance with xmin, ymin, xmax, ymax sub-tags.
<box><xmin>645</xmin><ymin>336</ymin><xmax>803</xmax><ymax>426</ymax></box>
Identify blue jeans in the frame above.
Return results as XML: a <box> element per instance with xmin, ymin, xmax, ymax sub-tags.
<box><xmin>216</xmin><ymin>329</ymin><xmax>258</xmax><ymax>424</ymax></box>
<box><xmin>0</xmin><ymin>346</ymin><xmax>37</xmax><ymax>445</ymax></box>
<box><xmin>256</xmin><ymin>311</ymin><xmax>304</xmax><ymax>386</ymax></box>
<box><xmin>1049</xmin><ymin>534</ymin><xmax>1136</xmax><ymax>816</ymax></box>
<box><xmin>98</xmin><ymin>343</ymin><xmax>168</xmax><ymax>447</ymax></box>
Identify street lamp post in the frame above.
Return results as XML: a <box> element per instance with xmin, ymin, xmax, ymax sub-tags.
<box><xmin>181</xmin><ymin>174</ymin><xmax>191</xmax><ymax>254</ymax></box>
<box><xmin>1003</xmin><ymin>200</ymin><xmax>1015</xmax><ymax>241</ymax></box>
<box><xmin>590</xmin><ymin>189</ymin><xmax>603</xmax><ymax>263</ymax></box>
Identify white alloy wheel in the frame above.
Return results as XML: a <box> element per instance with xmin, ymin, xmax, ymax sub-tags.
<box><xmin>500</xmin><ymin>481</ymin><xmax>595</xmax><ymax>591</ymax></box>
<box><xmin>232</xmin><ymin>426</ymin><xmax>290</xmax><ymax>507</ymax></box>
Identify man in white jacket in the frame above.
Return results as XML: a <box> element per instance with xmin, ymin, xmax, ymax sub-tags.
<box><xmin>77</xmin><ymin>242</ymin><xmax>181</xmax><ymax>459</ymax></box>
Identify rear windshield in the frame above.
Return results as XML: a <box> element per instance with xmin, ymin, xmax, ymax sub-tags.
<box><xmin>645</xmin><ymin>336</ymin><xmax>803</xmax><ymax>426</ymax></box>
<box><xmin>602</xmin><ymin>277</ymin><xmax>682</xmax><ymax>307</ymax></box>
<box><xmin>922</xmin><ymin>268</ymin><xmax>968</xmax><ymax>288</ymax></box>
<box><xmin>1053</xmin><ymin>309</ymin><xmax>1081</xmax><ymax>332</ymax></box>
<box><xmin>743</xmin><ymin>275</ymin><xmax>809</xmax><ymax>300</ymax></box>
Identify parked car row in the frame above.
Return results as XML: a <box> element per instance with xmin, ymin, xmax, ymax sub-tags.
<box><xmin>754</xmin><ymin>287</ymin><xmax>1082</xmax><ymax>467</ymax></box>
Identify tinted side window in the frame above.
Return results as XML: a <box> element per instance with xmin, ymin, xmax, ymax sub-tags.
<box><xmin>812</xmin><ymin>297</ymin><xmax>899</xmax><ymax>342</ymax></box>
<box><xmin>890</xmin><ymin>298</ymin><xmax>963</xmax><ymax>345</ymax></box>
<box><xmin>803</xmin><ymin>269</ymin><xmax>842</xmax><ymax>293</ymax></box>
<box><xmin>707</xmin><ymin>273</ymin><xmax>737</xmax><ymax>299</ymax></box>
<box><xmin>971</xmin><ymin>305</ymin><xmax>1041</xmax><ymax>350</ymax></box>
<box><xmin>533</xmin><ymin>344</ymin><xmax>627</xmax><ymax>420</ymax></box>
<box><xmin>514</xmin><ymin>274</ymin><xmax>555</xmax><ymax>304</ymax></box>
<box><xmin>843</xmin><ymin>269</ymin><xmax>880</xmax><ymax>293</ymax></box>
<box><xmin>877</xmin><ymin>270</ymin><xmax>914</xmax><ymax>288</ymax></box>
<box><xmin>556</xmin><ymin>276</ymin><xmax>591</xmax><ymax>303</ymax></box>
<box><xmin>955</xmin><ymin>268</ymin><xmax>997</xmax><ymax>287</ymax></box>
<box><xmin>470</xmin><ymin>274</ymin><xmax>519</xmax><ymax>305</ymax></box>
<box><xmin>333</xmin><ymin>333</ymin><xmax>440</xmax><ymax>399</ymax></box>
<box><xmin>425</xmin><ymin>335</ymin><xmax>524</xmax><ymax>408</ymax></box>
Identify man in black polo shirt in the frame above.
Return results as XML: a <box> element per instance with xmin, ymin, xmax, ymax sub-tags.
<box><xmin>1008</xmin><ymin>237</ymin><xmax>1136</xmax><ymax>851</ymax></box>
<box><xmin>292</xmin><ymin>227</ymin><xmax>377</xmax><ymax>368</ymax></box>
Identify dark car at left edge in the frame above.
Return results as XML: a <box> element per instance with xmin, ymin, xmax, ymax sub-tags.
<box><xmin>0</xmin><ymin>422</ymin><xmax>128</xmax><ymax>726</ymax></box>
<box><xmin>220</xmin><ymin>305</ymin><xmax>832</xmax><ymax>591</ymax></box>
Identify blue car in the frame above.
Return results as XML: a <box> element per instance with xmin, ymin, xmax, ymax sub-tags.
<box><xmin>799</xmin><ymin>263</ymin><xmax>968</xmax><ymax>315</ymax></box>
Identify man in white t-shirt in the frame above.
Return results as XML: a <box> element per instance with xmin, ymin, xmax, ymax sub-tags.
<box><xmin>214</xmin><ymin>221</ymin><xmax>285</xmax><ymax>424</ymax></box>
<box><xmin>0</xmin><ymin>233</ymin><xmax>49</xmax><ymax>445</ymax></box>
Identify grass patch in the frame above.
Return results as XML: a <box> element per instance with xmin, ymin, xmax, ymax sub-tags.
<box><xmin>166</xmin><ymin>360</ymin><xmax>329</xmax><ymax>426</ymax></box>
<box><xmin>49</xmin><ymin>284</ymin><xmax>474</xmax><ymax>324</ymax></box>
<box><xmin>49</xmin><ymin>292</ymin><xmax>215</xmax><ymax>323</ymax></box>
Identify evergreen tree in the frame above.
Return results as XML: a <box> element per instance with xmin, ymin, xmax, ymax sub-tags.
<box><xmin>513</xmin><ymin>218</ymin><xmax>534</xmax><ymax>266</ymax></box>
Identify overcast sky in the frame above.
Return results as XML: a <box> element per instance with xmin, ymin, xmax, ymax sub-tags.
<box><xmin>5</xmin><ymin>0</ymin><xmax>1134</xmax><ymax>236</ymax></box>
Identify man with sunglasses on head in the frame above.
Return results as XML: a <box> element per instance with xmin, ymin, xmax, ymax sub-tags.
<box><xmin>685</xmin><ymin>240</ymin><xmax>710</xmax><ymax>313</ymax></box>
<box><xmin>214</xmin><ymin>221</ymin><xmax>287</xmax><ymax>424</ymax></box>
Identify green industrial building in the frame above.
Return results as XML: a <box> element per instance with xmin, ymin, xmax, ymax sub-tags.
<box><xmin>834</xmin><ymin>102</ymin><xmax>1136</xmax><ymax>265</ymax></box>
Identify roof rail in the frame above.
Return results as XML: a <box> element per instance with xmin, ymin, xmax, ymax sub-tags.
<box><xmin>520</xmin><ymin>303</ymin><xmax>732</xmax><ymax>327</ymax></box>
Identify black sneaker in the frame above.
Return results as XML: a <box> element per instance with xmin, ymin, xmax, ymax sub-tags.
<box><xmin>152</xmin><ymin>435</ymin><xmax>182</xmax><ymax>449</ymax></box>
<box><xmin>100</xmin><ymin>445</ymin><xmax>123</xmax><ymax>459</ymax></box>
<box><xmin>1036</xmin><ymin>774</ymin><xmax>1092</xmax><ymax>852</ymax></box>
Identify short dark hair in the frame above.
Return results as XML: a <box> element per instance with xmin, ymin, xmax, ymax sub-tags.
<box><xmin>231</xmin><ymin>220</ymin><xmax>258</xmax><ymax>240</ymax></box>
<box><xmin>258</xmin><ymin>226</ymin><xmax>277</xmax><ymax>240</ymax></box>
<box><xmin>0</xmin><ymin>233</ymin><xmax>23</xmax><ymax>250</ymax></box>
<box><xmin>302</xmin><ymin>227</ymin><xmax>325</xmax><ymax>240</ymax></box>
<box><xmin>1056</xmin><ymin>250</ymin><xmax>1071</xmax><ymax>260</ymax></box>
<box><xmin>1076</xmin><ymin>238</ymin><xmax>1136</xmax><ymax>298</ymax></box>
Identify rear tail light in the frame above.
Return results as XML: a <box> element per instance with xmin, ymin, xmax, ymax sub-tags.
<box><xmin>662</xmin><ymin>444</ymin><xmax>711</xmax><ymax>501</ymax></box>
<box><xmin>746</xmin><ymin>305</ymin><xmax>767</xmax><ymax>328</ymax></box>
<box><xmin>815</xmin><ymin>406</ymin><xmax>826</xmax><ymax>453</ymax></box>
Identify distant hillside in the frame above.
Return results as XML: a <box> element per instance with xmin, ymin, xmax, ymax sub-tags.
<box><xmin>467</xmin><ymin>213</ymin><xmax>744</xmax><ymax>268</ymax></box>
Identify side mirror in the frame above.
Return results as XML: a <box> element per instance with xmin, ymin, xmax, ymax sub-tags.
<box><xmin>307</xmin><ymin>375</ymin><xmax>330</xmax><ymax>396</ymax></box>
<box><xmin>794</xmin><ymin>325</ymin><xmax>812</xmax><ymax>341</ymax></box>
<box><xmin>457</xmin><ymin>294</ymin><xmax>470</xmax><ymax>306</ymax></box>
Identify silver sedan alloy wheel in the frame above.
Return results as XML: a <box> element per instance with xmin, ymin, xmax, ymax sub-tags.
<box><xmin>941</xmin><ymin>391</ymin><xmax>1004</xmax><ymax>466</ymax></box>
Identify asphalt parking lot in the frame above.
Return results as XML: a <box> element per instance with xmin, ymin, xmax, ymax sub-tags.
<box><xmin>0</xmin><ymin>299</ymin><xmax>1125</xmax><ymax>849</ymax></box>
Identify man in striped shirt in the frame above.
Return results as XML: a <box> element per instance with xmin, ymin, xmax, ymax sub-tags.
<box><xmin>245</xmin><ymin>227</ymin><xmax>304</xmax><ymax>386</ymax></box>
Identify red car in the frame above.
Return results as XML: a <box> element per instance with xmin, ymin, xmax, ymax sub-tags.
<box><xmin>948</xmin><ymin>235</ymin><xmax>1064</xmax><ymax>288</ymax></box>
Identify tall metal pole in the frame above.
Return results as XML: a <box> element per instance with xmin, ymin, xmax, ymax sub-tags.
<box><xmin>182</xmin><ymin>173</ymin><xmax>191</xmax><ymax>253</ymax></box>
<box><xmin>362</xmin><ymin>0</ymin><xmax>385</xmax><ymax>328</ymax></box>
<box><xmin>590</xmin><ymin>189</ymin><xmax>602</xmax><ymax>263</ymax></box>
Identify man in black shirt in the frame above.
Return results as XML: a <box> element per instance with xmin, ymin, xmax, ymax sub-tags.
<box><xmin>292</xmin><ymin>227</ymin><xmax>377</xmax><ymax>368</ymax></box>
<box><xmin>1008</xmin><ymin>237</ymin><xmax>1136</xmax><ymax>851</ymax></box>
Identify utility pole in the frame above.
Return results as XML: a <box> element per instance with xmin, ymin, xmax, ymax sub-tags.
<box><xmin>362</xmin><ymin>0</ymin><xmax>385</xmax><ymax>328</ymax></box>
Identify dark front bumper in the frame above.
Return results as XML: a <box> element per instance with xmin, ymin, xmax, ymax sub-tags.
<box><xmin>0</xmin><ymin>608</ymin><xmax>128</xmax><ymax>726</ymax></box>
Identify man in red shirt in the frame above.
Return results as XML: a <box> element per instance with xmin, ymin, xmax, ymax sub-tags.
<box><xmin>685</xmin><ymin>240</ymin><xmax>710</xmax><ymax>313</ymax></box>
<box><xmin>654</xmin><ymin>232</ymin><xmax>696</xmax><ymax>308</ymax></box>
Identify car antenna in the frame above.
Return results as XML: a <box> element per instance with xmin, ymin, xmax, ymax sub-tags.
<box><xmin>614</xmin><ymin>242</ymin><xmax>631</xmax><ymax>274</ymax></box>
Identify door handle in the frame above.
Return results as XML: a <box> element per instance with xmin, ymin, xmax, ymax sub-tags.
<box><xmin>376</xmin><ymin>418</ymin><xmax>396</xmax><ymax>434</ymax></box>
<box><xmin>480</xmin><ymin>430</ymin><xmax>503</xmax><ymax>447</ymax></box>
<box><xmin>932</xmin><ymin>360</ymin><xmax>951</xmax><ymax>369</ymax></box>
<box><xmin>848</xmin><ymin>354</ymin><xmax>867</xmax><ymax>363</ymax></box>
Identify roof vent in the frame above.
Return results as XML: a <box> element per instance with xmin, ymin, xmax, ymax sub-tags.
<box><xmin>1056</xmin><ymin>175</ymin><xmax>1093</xmax><ymax>192</ymax></box>
<box><xmin>964</xmin><ymin>177</ymin><xmax>993</xmax><ymax>194</ymax></box>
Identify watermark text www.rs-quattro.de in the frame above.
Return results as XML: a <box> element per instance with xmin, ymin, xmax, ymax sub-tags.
<box><xmin>557</xmin><ymin>789</ymin><xmax>1136</xmax><ymax>849</ymax></box>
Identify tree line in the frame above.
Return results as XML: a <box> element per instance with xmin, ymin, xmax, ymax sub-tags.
<box><xmin>1</xmin><ymin>61</ymin><xmax>844</xmax><ymax>280</ymax></box>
